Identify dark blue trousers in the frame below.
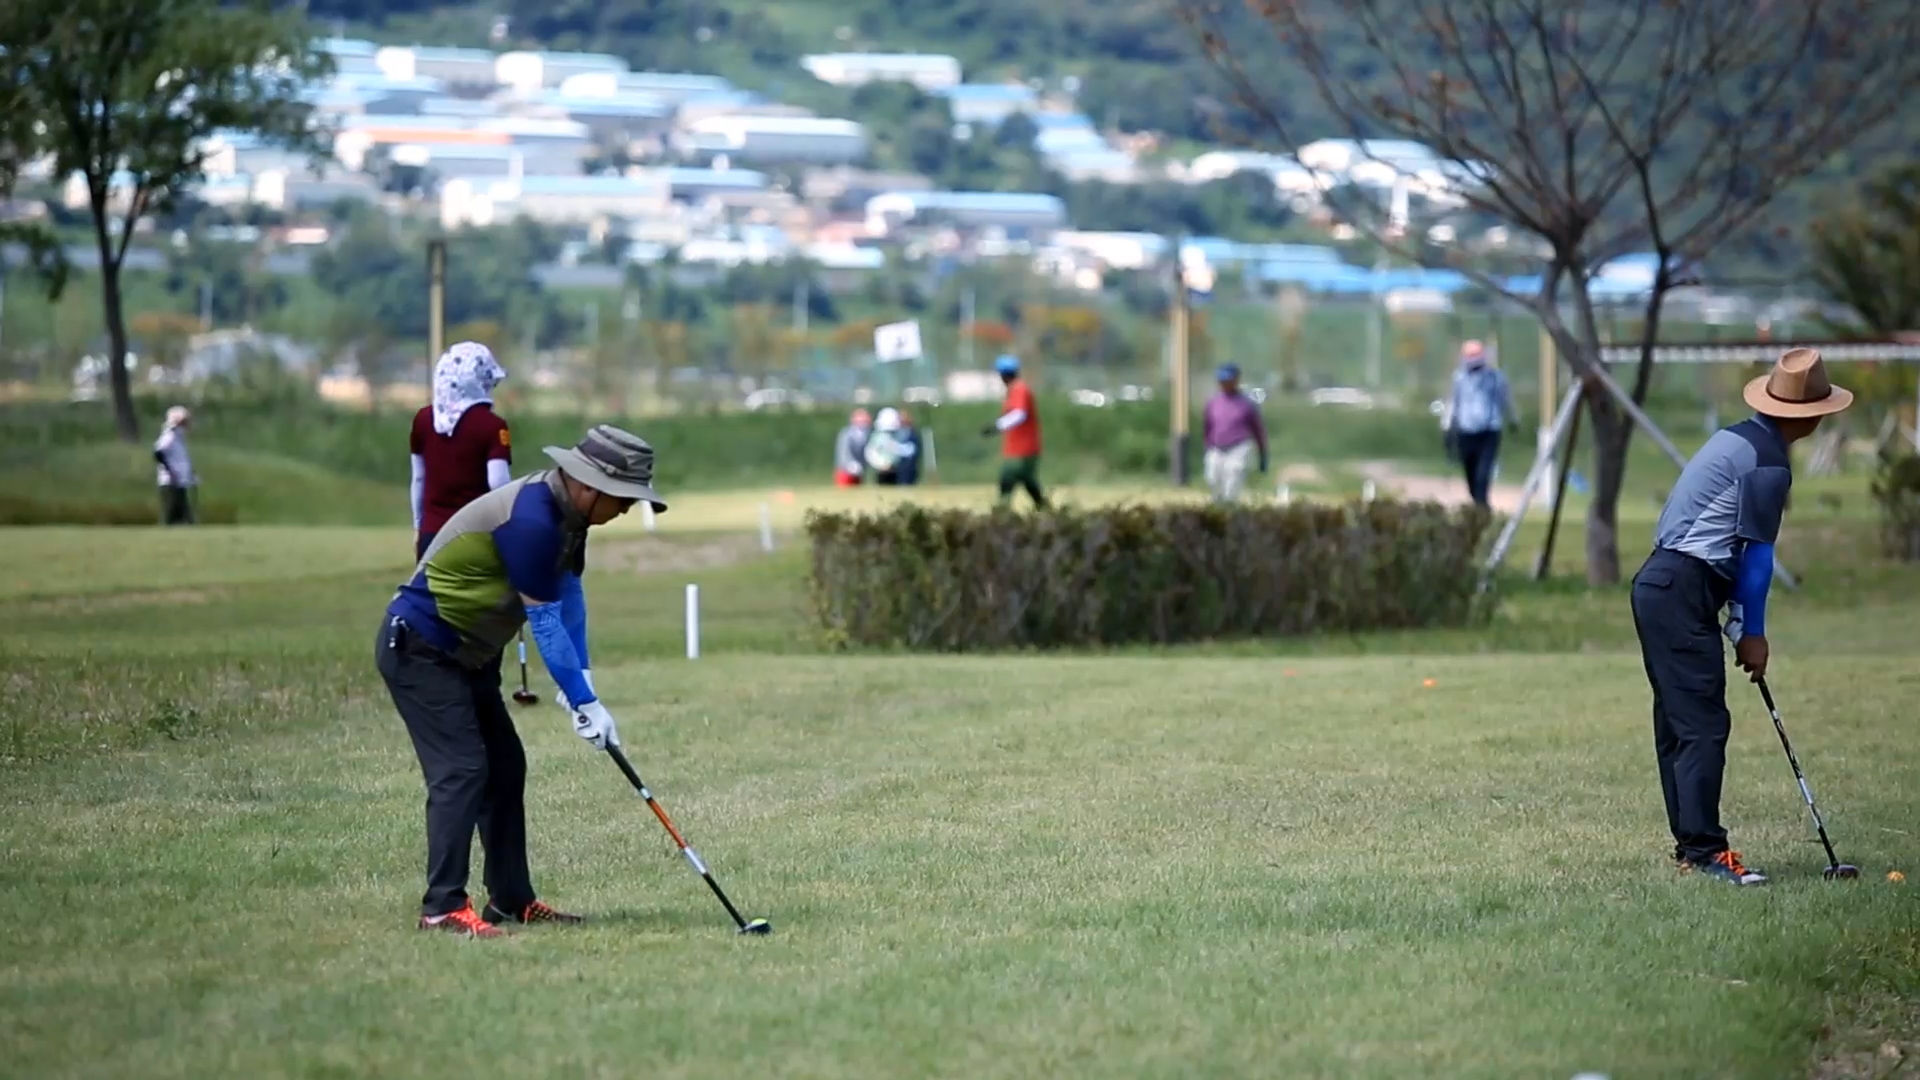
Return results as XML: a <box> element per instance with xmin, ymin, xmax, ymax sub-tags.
<box><xmin>1629</xmin><ymin>548</ymin><xmax>1735</xmax><ymax>862</ymax></box>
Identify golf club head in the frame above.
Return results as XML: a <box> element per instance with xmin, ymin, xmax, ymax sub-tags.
<box><xmin>1825</xmin><ymin>863</ymin><xmax>1861</xmax><ymax>880</ymax></box>
<box><xmin>511</xmin><ymin>690</ymin><xmax>540</xmax><ymax>706</ymax></box>
<box><xmin>739</xmin><ymin>917</ymin><xmax>772</xmax><ymax>935</ymax></box>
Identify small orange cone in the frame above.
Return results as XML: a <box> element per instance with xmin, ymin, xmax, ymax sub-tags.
<box><xmin>1422</xmin><ymin>678</ymin><xmax>1437</xmax><ymax>688</ymax></box>
<box><xmin>1889</xmin><ymin>871</ymin><xmax>1905</xmax><ymax>883</ymax></box>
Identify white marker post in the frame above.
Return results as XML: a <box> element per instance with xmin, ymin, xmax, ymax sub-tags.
<box><xmin>1362</xmin><ymin>478</ymin><xmax>1377</xmax><ymax>503</ymax></box>
<box><xmin>1275</xmin><ymin>481</ymin><xmax>1291</xmax><ymax>506</ymax></box>
<box><xmin>642</xmin><ymin>502</ymin><xmax>657</xmax><ymax>533</ymax></box>
<box><xmin>684</xmin><ymin>583</ymin><xmax>700</xmax><ymax>660</ymax></box>
<box><xmin>758</xmin><ymin>502</ymin><xmax>774</xmax><ymax>552</ymax></box>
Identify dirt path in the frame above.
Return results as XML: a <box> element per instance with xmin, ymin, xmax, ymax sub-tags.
<box><xmin>1353</xmin><ymin>460</ymin><xmax>1529</xmax><ymax>513</ymax></box>
<box><xmin>588</xmin><ymin>533</ymin><xmax>772</xmax><ymax>575</ymax></box>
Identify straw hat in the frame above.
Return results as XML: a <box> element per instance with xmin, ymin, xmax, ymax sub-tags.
<box><xmin>1743</xmin><ymin>347</ymin><xmax>1853</xmax><ymax>419</ymax></box>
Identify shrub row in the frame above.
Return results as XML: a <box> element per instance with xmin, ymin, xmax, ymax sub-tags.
<box><xmin>804</xmin><ymin>500</ymin><xmax>1493</xmax><ymax>651</ymax></box>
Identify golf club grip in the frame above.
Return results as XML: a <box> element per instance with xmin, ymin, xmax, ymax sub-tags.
<box><xmin>607</xmin><ymin>745</ymin><xmax>647</xmax><ymax>794</ymax></box>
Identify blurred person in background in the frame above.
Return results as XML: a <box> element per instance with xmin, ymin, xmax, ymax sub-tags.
<box><xmin>834</xmin><ymin>408</ymin><xmax>872</xmax><ymax>487</ymax></box>
<box><xmin>895</xmin><ymin>409</ymin><xmax>923</xmax><ymax>486</ymax></box>
<box><xmin>983</xmin><ymin>354</ymin><xmax>1047</xmax><ymax>509</ymax></box>
<box><xmin>1202</xmin><ymin>363</ymin><xmax>1268</xmax><ymax>502</ymax></box>
<box><xmin>154</xmin><ymin>405</ymin><xmax>196</xmax><ymax>525</ymax></box>
<box><xmin>412</xmin><ymin>342</ymin><xmax>513</xmax><ymax>561</ymax></box>
<box><xmin>866</xmin><ymin>407</ymin><xmax>918</xmax><ymax>486</ymax></box>
<box><xmin>1442</xmin><ymin>340</ymin><xmax>1517</xmax><ymax>509</ymax></box>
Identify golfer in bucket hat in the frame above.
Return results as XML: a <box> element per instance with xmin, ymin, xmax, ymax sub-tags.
<box><xmin>1630</xmin><ymin>348</ymin><xmax>1851</xmax><ymax>886</ymax></box>
<box><xmin>379</xmin><ymin>425</ymin><xmax>665</xmax><ymax>937</ymax></box>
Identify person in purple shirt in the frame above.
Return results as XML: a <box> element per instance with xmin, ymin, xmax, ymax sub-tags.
<box><xmin>1202</xmin><ymin>363</ymin><xmax>1268</xmax><ymax>501</ymax></box>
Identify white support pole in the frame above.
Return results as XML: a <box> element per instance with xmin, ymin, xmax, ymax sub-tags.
<box><xmin>1581</xmin><ymin>361</ymin><xmax>1799</xmax><ymax>590</ymax></box>
<box><xmin>684</xmin><ymin>583</ymin><xmax>700</xmax><ymax>660</ymax></box>
<box><xmin>1478</xmin><ymin>384</ymin><xmax>1583</xmax><ymax>592</ymax></box>
<box><xmin>758</xmin><ymin>502</ymin><xmax>774</xmax><ymax>552</ymax></box>
<box><xmin>923</xmin><ymin>428</ymin><xmax>938</xmax><ymax>475</ymax></box>
<box><xmin>1275</xmin><ymin>481</ymin><xmax>1291</xmax><ymax>506</ymax></box>
<box><xmin>1361</xmin><ymin>478</ymin><xmax>1376</xmax><ymax>503</ymax></box>
<box><xmin>642</xmin><ymin>502</ymin><xmax>657</xmax><ymax>533</ymax></box>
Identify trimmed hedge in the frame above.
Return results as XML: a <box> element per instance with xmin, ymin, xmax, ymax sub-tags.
<box><xmin>805</xmin><ymin>501</ymin><xmax>1494</xmax><ymax>651</ymax></box>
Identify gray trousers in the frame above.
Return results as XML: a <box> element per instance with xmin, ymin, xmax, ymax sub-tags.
<box><xmin>375</xmin><ymin>618</ymin><xmax>534</xmax><ymax>917</ymax></box>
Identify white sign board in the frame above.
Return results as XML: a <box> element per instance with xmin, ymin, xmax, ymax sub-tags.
<box><xmin>874</xmin><ymin>320</ymin><xmax>923</xmax><ymax>363</ymax></box>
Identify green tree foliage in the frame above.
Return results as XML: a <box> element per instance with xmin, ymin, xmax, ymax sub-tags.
<box><xmin>310</xmin><ymin>213</ymin><xmax>570</xmax><ymax>345</ymax></box>
<box><xmin>164</xmin><ymin>240</ymin><xmax>289</xmax><ymax>326</ymax></box>
<box><xmin>1810</xmin><ymin>164</ymin><xmax>1920</xmax><ymax>337</ymax></box>
<box><xmin>0</xmin><ymin>0</ymin><xmax>328</xmax><ymax>440</ymax></box>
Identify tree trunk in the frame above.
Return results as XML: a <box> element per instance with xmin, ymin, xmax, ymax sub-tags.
<box><xmin>99</xmin><ymin>258</ymin><xmax>138</xmax><ymax>442</ymax></box>
<box><xmin>1584</xmin><ymin>394</ymin><xmax>1633</xmax><ymax>585</ymax></box>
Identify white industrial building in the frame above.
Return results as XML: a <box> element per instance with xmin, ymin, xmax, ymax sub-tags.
<box><xmin>496</xmin><ymin>50</ymin><xmax>629</xmax><ymax>93</ymax></box>
<box><xmin>864</xmin><ymin>191</ymin><xmax>1067</xmax><ymax>236</ymax></box>
<box><xmin>559</xmin><ymin>71</ymin><xmax>734</xmax><ymax>104</ymax></box>
<box><xmin>800</xmin><ymin>53</ymin><xmax>961</xmax><ymax>92</ymax></box>
<box><xmin>375</xmin><ymin>46</ymin><xmax>500</xmax><ymax>87</ymax></box>
<box><xmin>680</xmin><ymin>116</ymin><xmax>867</xmax><ymax>165</ymax></box>
<box><xmin>937</xmin><ymin>83</ymin><xmax>1036</xmax><ymax>126</ymax></box>
<box><xmin>441</xmin><ymin>174</ymin><xmax>671</xmax><ymax>228</ymax></box>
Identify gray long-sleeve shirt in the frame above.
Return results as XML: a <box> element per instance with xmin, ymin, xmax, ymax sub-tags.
<box><xmin>834</xmin><ymin>424</ymin><xmax>869</xmax><ymax>474</ymax></box>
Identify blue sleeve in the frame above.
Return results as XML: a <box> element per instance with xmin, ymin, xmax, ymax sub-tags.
<box><xmin>558</xmin><ymin>571</ymin><xmax>589</xmax><ymax>668</ymax></box>
<box><xmin>526</xmin><ymin>601</ymin><xmax>596</xmax><ymax>707</ymax></box>
<box><xmin>493</xmin><ymin>488</ymin><xmax>566</xmax><ymax>603</ymax></box>
<box><xmin>1733</xmin><ymin>541</ymin><xmax>1773</xmax><ymax>638</ymax></box>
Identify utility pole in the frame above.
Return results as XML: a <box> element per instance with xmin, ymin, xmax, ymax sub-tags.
<box><xmin>426</xmin><ymin>238</ymin><xmax>447</xmax><ymax>368</ymax></box>
<box><xmin>960</xmin><ymin>284</ymin><xmax>976</xmax><ymax>371</ymax></box>
<box><xmin>1168</xmin><ymin>240</ymin><xmax>1192</xmax><ymax>486</ymax></box>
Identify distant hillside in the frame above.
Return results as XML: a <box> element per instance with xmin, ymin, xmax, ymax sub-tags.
<box><xmin>307</xmin><ymin>0</ymin><xmax>1255</xmax><ymax>141</ymax></box>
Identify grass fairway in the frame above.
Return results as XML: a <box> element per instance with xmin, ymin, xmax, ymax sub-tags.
<box><xmin>1</xmin><ymin>506</ymin><xmax>1916</xmax><ymax>1079</ymax></box>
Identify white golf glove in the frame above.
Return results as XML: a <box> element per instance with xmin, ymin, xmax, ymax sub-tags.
<box><xmin>571</xmin><ymin>700</ymin><xmax>620</xmax><ymax>750</ymax></box>
<box><xmin>1722</xmin><ymin>603</ymin><xmax>1746</xmax><ymax>645</ymax></box>
<box><xmin>555</xmin><ymin>669</ymin><xmax>594</xmax><ymax>713</ymax></box>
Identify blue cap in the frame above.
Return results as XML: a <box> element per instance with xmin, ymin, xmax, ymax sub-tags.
<box><xmin>1216</xmin><ymin>363</ymin><xmax>1240</xmax><ymax>381</ymax></box>
<box><xmin>994</xmin><ymin>354</ymin><xmax>1020</xmax><ymax>376</ymax></box>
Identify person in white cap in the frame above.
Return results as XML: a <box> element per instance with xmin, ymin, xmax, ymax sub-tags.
<box><xmin>865</xmin><ymin>407</ymin><xmax>918</xmax><ymax>486</ymax></box>
<box><xmin>153</xmin><ymin>406</ymin><xmax>196</xmax><ymax>525</ymax></box>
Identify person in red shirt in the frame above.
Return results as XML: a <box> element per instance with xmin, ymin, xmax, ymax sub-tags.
<box><xmin>412</xmin><ymin>342</ymin><xmax>514</xmax><ymax>560</ymax></box>
<box><xmin>980</xmin><ymin>354</ymin><xmax>1047</xmax><ymax>509</ymax></box>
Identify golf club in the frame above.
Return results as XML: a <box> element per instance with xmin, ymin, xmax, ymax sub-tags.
<box><xmin>1757</xmin><ymin>678</ymin><xmax>1858</xmax><ymax>880</ymax></box>
<box><xmin>511</xmin><ymin>631</ymin><xmax>539</xmax><ymax>706</ymax></box>
<box><xmin>604</xmin><ymin>744</ymin><xmax>771</xmax><ymax>935</ymax></box>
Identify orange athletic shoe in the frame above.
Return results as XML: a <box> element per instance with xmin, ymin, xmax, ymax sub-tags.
<box><xmin>1684</xmin><ymin>850</ymin><xmax>1769</xmax><ymax>886</ymax></box>
<box><xmin>483</xmin><ymin>899</ymin><xmax>584</xmax><ymax>925</ymax></box>
<box><xmin>419</xmin><ymin>903</ymin><xmax>504</xmax><ymax>938</ymax></box>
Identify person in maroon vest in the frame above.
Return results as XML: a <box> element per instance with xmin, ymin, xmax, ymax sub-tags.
<box><xmin>412</xmin><ymin>342</ymin><xmax>513</xmax><ymax>560</ymax></box>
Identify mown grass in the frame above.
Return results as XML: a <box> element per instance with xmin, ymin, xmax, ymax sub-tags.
<box><xmin>1</xmin><ymin>496</ymin><xmax>1916</xmax><ymax>1078</ymax></box>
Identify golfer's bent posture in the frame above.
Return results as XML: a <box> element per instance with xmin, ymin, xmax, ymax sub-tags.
<box><xmin>379</xmin><ymin>426</ymin><xmax>665</xmax><ymax>937</ymax></box>
<box><xmin>1631</xmin><ymin>348</ymin><xmax>1850</xmax><ymax>886</ymax></box>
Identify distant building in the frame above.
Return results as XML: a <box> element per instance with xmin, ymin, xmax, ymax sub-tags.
<box><xmin>561</xmin><ymin>71</ymin><xmax>734</xmax><ymax>104</ymax></box>
<box><xmin>800</xmin><ymin>53</ymin><xmax>962</xmax><ymax>92</ymax></box>
<box><xmin>496</xmin><ymin>50</ymin><xmax>629</xmax><ymax>93</ymax></box>
<box><xmin>681</xmin><ymin>116</ymin><xmax>867</xmax><ymax>165</ymax></box>
<box><xmin>441</xmin><ymin>174</ymin><xmax>671</xmax><ymax>228</ymax></box>
<box><xmin>315</xmin><ymin>38</ymin><xmax>382</xmax><ymax>77</ymax></box>
<box><xmin>375</xmin><ymin>46</ymin><xmax>499</xmax><ymax>88</ymax></box>
<box><xmin>864</xmin><ymin>191</ymin><xmax>1067</xmax><ymax>237</ymax></box>
<box><xmin>801</xmin><ymin>166</ymin><xmax>934</xmax><ymax>212</ymax></box>
<box><xmin>1049</xmin><ymin>231</ymin><xmax>1168</xmax><ymax>270</ymax></box>
<box><xmin>937</xmin><ymin>83</ymin><xmax>1037</xmax><ymax>125</ymax></box>
<box><xmin>329</xmin><ymin>73</ymin><xmax>447</xmax><ymax>113</ymax></box>
<box><xmin>516</xmin><ymin>91</ymin><xmax>674</xmax><ymax>139</ymax></box>
<box><xmin>657</xmin><ymin>167</ymin><xmax>771</xmax><ymax>200</ymax></box>
<box><xmin>1047</xmin><ymin>148</ymin><xmax>1138</xmax><ymax>183</ymax></box>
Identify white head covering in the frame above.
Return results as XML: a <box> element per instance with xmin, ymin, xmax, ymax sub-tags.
<box><xmin>874</xmin><ymin>407</ymin><xmax>902</xmax><ymax>432</ymax></box>
<box><xmin>431</xmin><ymin>342</ymin><xmax>507</xmax><ymax>436</ymax></box>
<box><xmin>164</xmin><ymin>405</ymin><xmax>191</xmax><ymax>429</ymax></box>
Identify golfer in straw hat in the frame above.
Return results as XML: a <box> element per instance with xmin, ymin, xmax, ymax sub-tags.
<box><xmin>379</xmin><ymin>425</ymin><xmax>665</xmax><ymax>937</ymax></box>
<box><xmin>1630</xmin><ymin>348</ymin><xmax>1851</xmax><ymax>886</ymax></box>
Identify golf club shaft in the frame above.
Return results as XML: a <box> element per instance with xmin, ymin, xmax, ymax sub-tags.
<box><xmin>517</xmin><ymin>631</ymin><xmax>531</xmax><ymax>694</ymax></box>
<box><xmin>1757</xmin><ymin>679</ymin><xmax>1844</xmax><ymax>867</ymax></box>
<box><xmin>605</xmin><ymin>745</ymin><xmax>752</xmax><ymax>929</ymax></box>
